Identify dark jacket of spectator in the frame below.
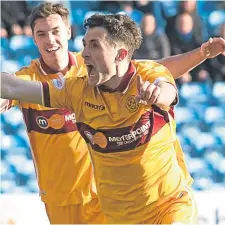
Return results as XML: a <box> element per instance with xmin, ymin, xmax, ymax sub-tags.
<box><xmin>134</xmin><ymin>14</ymin><xmax>170</xmax><ymax>60</ymax></box>
<box><xmin>166</xmin><ymin>0</ymin><xmax>205</xmax><ymax>46</ymax></box>
<box><xmin>1</xmin><ymin>1</ymin><xmax>31</xmax><ymax>37</ymax></box>
<box><xmin>169</xmin><ymin>13</ymin><xmax>209</xmax><ymax>81</ymax></box>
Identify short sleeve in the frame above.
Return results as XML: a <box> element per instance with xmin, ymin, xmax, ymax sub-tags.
<box><xmin>41</xmin><ymin>76</ymin><xmax>85</xmax><ymax>113</ymax></box>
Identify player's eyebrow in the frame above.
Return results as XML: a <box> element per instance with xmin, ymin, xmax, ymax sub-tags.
<box><xmin>36</xmin><ymin>26</ymin><xmax>60</xmax><ymax>34</ymax></box>
<box><xmin>82</xmin><ymin>38</ymin><xmax>101</xmax><ymax>45</ymax></box>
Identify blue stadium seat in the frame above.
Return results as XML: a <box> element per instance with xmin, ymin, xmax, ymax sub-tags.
<box><xmin>1</xmin><ymin>37</ymin><xmax>9</xmax><ymax>49</ymax></box>
<box><xmin>3</xmin><ymin>107</ymin><xmax>24</xmax><ymax>128</ymax></box>
<box><xmin>1</xmin><ymin>37</ymin><xmax>10</xmax><ymax>58</ymax></box>
<box><xmin>211</xmin><ymin>123</ymin><xmax>225</xmax><ymax>147</ymax></box>
<box><xmin>180</xmin><ymin>82</ymin><xmax>212</xmax><ymax>104</ymax></box>
<box><xmin>204</xmin><ymin>106</ymin><xmax>225</xmax><ymax>125</ymax></box>
<box><xmin>160</xmin><ymin>0</ymin><xmax>178</xmax><ymax>18</ymax></box>
<box><xmin>71</xmin><ymin>8</ymin><xmax>88</xmax><ymax>26</ymax></box>
<box><xmin>190</xmin><ymin>132</ymin><xmax>220</xmax><ymax>154</ymax></box>
<box><xmin>197</xmin><ymin>1</ymin><xmax>217</xmax><ymax>19</ymax></box>
<box><xmin>208</xmin><ymin>10</ymin><xmax>225</xmax><ymax>36</ymax></box>
<box><xmin>70</xmin><ymin>2</ymin><xmax>100</xmax><ymax>25</ymax></box>
<box><xmin>1</xmin><ymin>180</ymin><xmax>17</xmax><ymax>193</ymax></box>
<box><xmin>192</xmin><ymin>177</ymin><xmax>213</xmax><ymax>191</ymax></box>
<box><xmin>5</xmin><ymin>155</ymin><xmax>28</xmax><ymax>174</ymax></box>
<box><xmin>73</xmin><ymin>35</ymin><xmax>84</xmax><ymax>51</ymax></box>
<box><xmin>11</xmin><ymin>186</ymin><xmax>30</xmax><ymax>193</ymax></box>
<box><xmin>212</xmin><ymin>81</ymin><xmax>225</xmax><ymax>104</ymax></box>
<box><xmin>1</xmin><ymin>161</ymin><xmax>16</xmax><ymax>180</ymax></box>
<box><xmin>1</xmin><ymin>59</ymin><xmax>22</xmax><ymax>73</ymax></box>
<box><xmin>1</xmin><ymin>135</ymin><xmax>22</xmax><ymax>150</ymax></box>
<box><xmin>27</xmin><ymin>180</ymin><xmax>39</xmax><ymax>193</ymax></box>
<box><xmin>205</xmin><ymin>151</ymin><xmax>224</xmax><ymax>172</ymax></box>
<box><xmin>180</xmin><ymin>125</ymin><xmax>201</xmax><ymax>140</ymax></box>
<box><xmin>9</xmin><ymin>35</ymin><xmax>35</xmax><ymax>51</ymax></box>
<box><xmin>118</xmin><ymin>10</ymin><xmax>144</xmax><ymax>25</ymax></box>
<box><xmin>217</xmin><ymin>158</ymin><xmax>225</xmax><ymax>174</ymax></box>
<box><xmin>68</xmin><ymin>39</ymin><xmax>76</xmax><ymax>52</ymax></box>
<box><xmin>174</xmin><ymin>107</ymin><xmax>201</xmax><ymax>130</ymax></box>
<box><xmin>187</xmin><ymin>158</ymin><xmax>210</xmax><ymax>176</ymax></box>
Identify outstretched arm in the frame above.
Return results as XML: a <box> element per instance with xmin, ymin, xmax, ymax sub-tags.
<box><xmin>1</xmin><ymin>72</ymin><xmax>43</xmax><ymax>105</ymax></box>
<box><xmin>158</xmin><ymin>37</ymin><xmax>225</xmax><ymax>79</ymax></box>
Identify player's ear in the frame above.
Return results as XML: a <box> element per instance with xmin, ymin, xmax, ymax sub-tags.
<box><xmin>115</xmin><ymin>49</ymin><xmax>128</xmax><ymax>62</ymax></box>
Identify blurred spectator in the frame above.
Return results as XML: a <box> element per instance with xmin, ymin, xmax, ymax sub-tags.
<box><xmin>97</xmin><ymin>0</ymin><xmax>123</xmax><ymax>14</ymax></box>
<box><xmin>178</xmin><ymin>72</ymin><xmax>193</xmax><ymax>85</ymax></box>
<box><xmin>134</xmin><ymin>0</ymin><xmax>155</xmax><ymax>14</ymax></box>
<box><xmin>134</xmin><ymin>0</ymin><xmax>165</xmax><ymax>29</ymax></box>
<box><xmin>1</xmin><ymin>21</ymin><xmax>9</xmax><ymax>38</ymax></box>
<box><xmin>1</xmin><ymin>1</ymin><xmax>32</xmax><ymax>37</ymax></box>
<box><xmin>208</xmin><ymin>24</ymin><xmax>225</xmax><ymax>81</ymax></box>
<box><xmin>119</xmin><ymin>1</ymin><xmax>144</xmax><ymax>25</ymax></box>
<box><xmin>166</xmin><ymin>0</ymin><xmax>206</xmax><ymax>45</ymax></box>
<box><xmin>215</xmin><ymin>1</ymin><xmax>225</xmax><ymax>10</ymax></box>
<box><xmin>170</xmin><ymin>13</ymin><xmax>210</xmax><ymax>82</ymax></box>
<box><xmin>134</xmin><ymin>13</ymin><xmax>170</xmax><ymax>60</ymax></box>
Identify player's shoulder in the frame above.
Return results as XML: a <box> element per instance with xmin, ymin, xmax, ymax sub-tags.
<box><xmin>51</xmin><ymin>73</ymin><xmax>88</xmax><ymax>90</ymax></box>
<box><xmin>133</xmin><ymin>59</ymin><xmax>168</xmax><ymax>72</ymax></box>
<box><xmin>132</xmin><ymin>59</ymin><xmax>171</xmax><ymax>80</ymax></box>
<box><xmin>15</xmin><ymin>59</ymin><xmax>40</xmax><ymax>80</ymax></box>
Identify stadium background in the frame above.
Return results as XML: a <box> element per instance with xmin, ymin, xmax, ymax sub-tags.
<box><xmin>0</xmin><ymin>0</ymin><xmax>225</xmax><ymax>224</ymax></box>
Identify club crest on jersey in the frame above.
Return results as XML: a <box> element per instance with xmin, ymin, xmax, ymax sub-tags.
<box><xmin>52</xmin><ymin>76</ymin><xmax>65</xmax><ymax>90</ymax></box>
<box><xmin>84</xmin><ymin>131</ymin><xmax>108</xmax><ymax>148</ymax></box>
<box><xmin>125</xmin><ymin>95</ymin><xmax>139</xmax><ymax>113</ymax></box>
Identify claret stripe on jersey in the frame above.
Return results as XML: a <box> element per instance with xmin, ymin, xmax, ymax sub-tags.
<box><xmin>22</xmin><ymin>108</ymin><xmax>77</xmax><ymax>134</ymax></box>
<box><xmin>77</xmin><ymin>108</ymin><xmax>171</xmax><ymax>153</ymax></box>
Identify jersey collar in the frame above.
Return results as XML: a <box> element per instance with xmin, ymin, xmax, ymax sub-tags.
<box><xmin>99</xmin><ymin>62</ymin><xmax>136</xmax><ymax>93</ymax></box>
<box><xmin>37</xmin><ymin>52</ymin><xmax>78</xmax><ymax>76</ymax></box>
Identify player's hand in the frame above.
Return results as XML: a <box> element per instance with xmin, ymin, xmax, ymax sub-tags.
<box><xmin>135</xmin><ymin>75</ymin><xmax>160</xmax><ymax>105</ymax></box>
<box><xmin>200</xmin><ymin>37</ymin><xmax>225</xmax><ymax>59</ymax></box>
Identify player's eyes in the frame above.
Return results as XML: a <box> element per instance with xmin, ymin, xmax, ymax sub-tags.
<box><xmin>90</xmin><ymin>43</ymin><xmax>99</xmax><ymax>48</ymax></box>
<box><xmin>53</xmin><ymin>30</ymin><xmax>59</xmax><ymax>35</ymax></box>
<box><xmin>37</xmin><ymin>33</ymin><xmax>45</xmax><ymax>36</ymax></box>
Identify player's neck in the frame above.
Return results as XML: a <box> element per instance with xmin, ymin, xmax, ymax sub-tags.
<box><xmin>40</xmin><ymin>54</ymin><xmax>70</xmax><ymax>75</ymax></box>
<box><xmin>100</xmin><ymin>62</ymin><xmax>131</xmax><ymax>92</ymax></box>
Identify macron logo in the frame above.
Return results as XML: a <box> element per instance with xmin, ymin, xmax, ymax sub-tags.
<box><xmin>85</xmin><ymin>102</ymin><xmax>105</xmax><ymax>111</ymax></box>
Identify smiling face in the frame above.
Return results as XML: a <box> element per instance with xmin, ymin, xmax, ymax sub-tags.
<box><xmin>33</xmin><ymin>14</ymin><xmax>71</xmax><ymax>71</ymax></box>
<box><xmin>82</xmin><ymin>27</ymin><xmax>119</xmax><ymax>86</ymax></box>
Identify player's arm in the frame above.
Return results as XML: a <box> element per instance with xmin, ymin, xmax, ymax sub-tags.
<box><xmin>158</xmin><ymin>37</ymin><xmax>225</xmax><ymax>79</ymax></box>
<box><xmin>1</xmin><ymin>72</ymin><xmax>43</xmax><ymax>105</ymax></box>
<box><xmin>136</xmin><ymin>75</ymin><xmax>176</xmax><ymax>108</ymax></box>
<box><xmin>0</xmin><ymin>72</ymin><xmax>32</xmax><ymax>113</ymax></box>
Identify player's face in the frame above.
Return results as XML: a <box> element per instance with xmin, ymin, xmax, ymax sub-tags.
<box><xmin>33</xmin><ymin>14</ymin><xmax>71</xmax><ymax>70</ymax></box>
<box><xmin>82</xmin><ymin>27</ymin><xmax>118</xmax><ymax>86</ymax></box>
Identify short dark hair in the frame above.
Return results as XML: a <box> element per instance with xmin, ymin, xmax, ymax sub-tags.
<box><xmin>84</xmin><ymin>13</ymin><xmax>142</xmax><ymax>59</ymax></box>
<box><xmin>29</xmin><ymin>2</ymin><xmax>70</xmax><ymax>32</ymax></box>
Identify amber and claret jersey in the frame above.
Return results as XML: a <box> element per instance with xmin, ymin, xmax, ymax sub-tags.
<box><xmin>3</xmin><ymin>52</ymin><xmax>97</xmax><ymax>206</ymax></box>
<box><xmin>42</xmin><ymin>60</ymin><xmax>193</xmax><ymax>223</ymax></box>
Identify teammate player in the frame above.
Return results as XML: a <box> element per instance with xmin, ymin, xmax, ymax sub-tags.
<box><xmin>0</xmin><ymin>3</ymin><xmax>103</xmax><ymax>224</ymax></box>
<box><xmin>2</xmin><ymin>13</ymin><xmax>225</xmax><ymax>224</ymax></box>
<box><xmin>1</xmin><ymin>3</ymin><xmax>225</xmax><ymax>224</ymax></box>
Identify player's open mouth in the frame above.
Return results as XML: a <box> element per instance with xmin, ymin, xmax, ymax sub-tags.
<box><xmin>46</xmin><ymin>47</ymin><xmax>60</xmax><ymax>53</ymax></box>
<box><xmin>86</xmin><ymin>64</ymin><xmax>94</xmax><ymax>76</ymax></box>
